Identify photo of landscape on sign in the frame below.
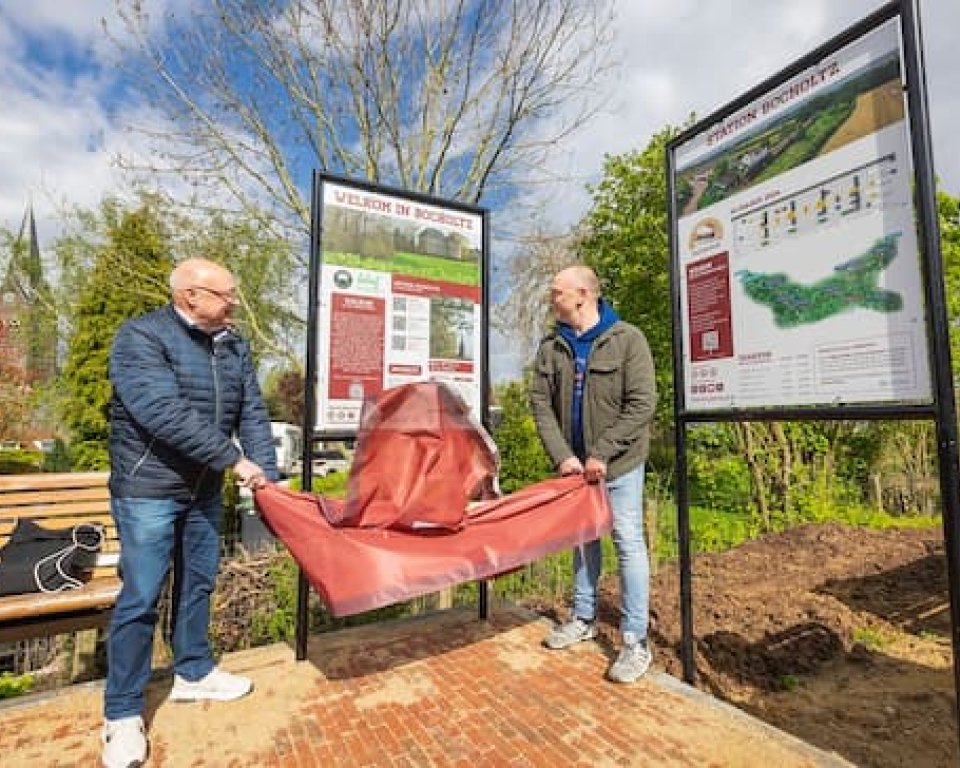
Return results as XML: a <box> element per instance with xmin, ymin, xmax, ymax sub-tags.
<box><xmin>323</xmin><ymin>203</ymin><xmax>481</xmax><ymax>285</ymax></box>
<box><xmin>676</xmin><ymin>50</ymin><xmax>903</xmax><ymax>216</ymax></box>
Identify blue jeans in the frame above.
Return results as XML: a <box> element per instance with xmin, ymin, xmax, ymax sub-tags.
<box><xmin>572</xmin><ymin>465</ymin><xmax>649</xmax><ymax>640</ymax></box>
<box><xmin>104</xmin><ymin>495</ymin><xmax>222</xmax><ymax>720</ymax></box>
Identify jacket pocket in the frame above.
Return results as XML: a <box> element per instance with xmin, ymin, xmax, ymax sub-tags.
<box><xmin>128</xmin><ymin>438</ymin><xmax>157</xmax><ymax>478</ymax></box>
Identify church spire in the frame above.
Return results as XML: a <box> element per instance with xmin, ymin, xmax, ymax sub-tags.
<box><xmin>2</xmin><ymin>204</ymin><xmax>43</xmax><ymax>298</ymax></box>
<box><xmin>0</xmin><ymin>203</ymin><xmax>56</xmax><ymax>387</ymax></box>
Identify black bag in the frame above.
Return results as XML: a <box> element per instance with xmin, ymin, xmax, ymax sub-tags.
<box><xmin>0</xmin><ymin>518</ymin><xmax>104</xmax><ymax>596</ymax></box>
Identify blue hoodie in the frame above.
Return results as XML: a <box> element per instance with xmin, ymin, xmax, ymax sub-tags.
<box><xmin>556</xmin><ymin>298</ymin><xmax>620</xmax><ymax>460</ymax></box>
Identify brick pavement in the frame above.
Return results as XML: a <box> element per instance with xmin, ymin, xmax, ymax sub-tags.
<box><xmin>0</xmin><ymin>604</ymin><xmax>852</xmax><ymax>767</ymax></box>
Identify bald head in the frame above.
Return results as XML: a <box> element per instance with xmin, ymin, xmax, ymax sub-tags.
<box><xmin>170</xmin><ymin>258</ymin><xmax>234</xmax><ymax>294</ymax></box>
<box><xmin>549</xmin><ymin>264</ymin><xmax>602</xmax><ymax>332</ymax></box>
<box><xmin>170</xmin><ymin>258</ymin><xmax>240</xmax><ymax>332</ymax></box>
<box><xmin>554</xmin><ymin>265</ymin><xmax>600</xmax><ymax>297</ymax></box>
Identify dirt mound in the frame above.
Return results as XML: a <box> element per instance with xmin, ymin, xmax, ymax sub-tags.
<box><xmin>524</xmin><ymin>523</ymin><xmax>958</xmax><ymax>767</ymax></box>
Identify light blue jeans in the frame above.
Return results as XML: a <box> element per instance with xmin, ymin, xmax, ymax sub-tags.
<box><xmin>572</xmin><ymin>465</ymin><xmax>649</xmax><ymax>641</ymax></box>
<box><xmin>104</xmin><ymin>495</ymin><xmax>222</xmax><ymax>720</ymax></box>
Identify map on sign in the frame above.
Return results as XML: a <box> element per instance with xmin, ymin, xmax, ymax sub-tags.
<box><xmin>735</xmin><ymin>233</ymin><xmax>902</xmax><ymax>328</ymax></box>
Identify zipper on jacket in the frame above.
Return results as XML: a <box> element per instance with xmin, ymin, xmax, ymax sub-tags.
<box><xmin>129</xmin><ymin>437</ymin><xmax>157</xmax><ymax>477</ymax></box>
<box><xmin>211</xmin><ymin>336</ymin><xmax>223</xmax><ymax>426</ymax></box>
<box><xmin>191</xmin><ymin>335</ymin><xmax>223</xmax><ymax>501</ymax></box>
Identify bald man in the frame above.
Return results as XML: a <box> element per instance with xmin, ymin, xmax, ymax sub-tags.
<box><xmin>530</xmin><ymin>265</ymin><xmax>657</xmax><ymax>684</ymax></box>
<box><xmin>102</xmin><ymin>258</ymin><xmax>277</xmax><ymax>768</ymax></box>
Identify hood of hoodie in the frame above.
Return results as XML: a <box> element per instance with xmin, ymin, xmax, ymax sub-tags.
<box><xmin>557</xmin><ymin>298</ymin><xmax>620</xmax><ymax>346</ymax></box>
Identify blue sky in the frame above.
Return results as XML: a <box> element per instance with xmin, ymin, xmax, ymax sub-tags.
<box><xmin>1</xmin><ymin>1</ymin><xmax>957</xmax><ymax>380</ymax></box>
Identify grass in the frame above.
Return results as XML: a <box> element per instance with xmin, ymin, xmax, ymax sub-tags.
<box><xmin>0</xmin><ymin>672</ymin><xmax>35</xmax><ymax>699</ymax></box>
<box><xmin>779</xmin><ymin>674</ymin><xmax>800</xmax><ymax>692</ymax></box>
<box><xmin>323</xmin><ymin>249</ymin><xmax>480</xmax><ymax>285</ymax></box>
<box><xmin>852</xmin><ymin>626</ymin><xmax>889</xmax><ymax>650</ymax></box>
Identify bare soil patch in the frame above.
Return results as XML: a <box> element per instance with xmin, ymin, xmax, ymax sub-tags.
<box><xmin>524</xmin><ymin>523</ymin><xmax>958</xmax><ymax>767</ymax></box>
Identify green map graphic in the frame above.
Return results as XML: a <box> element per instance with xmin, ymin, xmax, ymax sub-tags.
<box><xmin>735</xmin><ymin>233</ymin><xmax>902</xmax><ymax>328</ymax></box>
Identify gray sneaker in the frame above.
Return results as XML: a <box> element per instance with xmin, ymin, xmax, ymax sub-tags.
<box><xmin>544</xmin><ymin>618</ymin><xmax>597</xmax><ymax>649</ymax></box>
<box><xmin>607</xmin><ymin>639</ymin><xmax>652</xmax><ymax>683</ymax></box>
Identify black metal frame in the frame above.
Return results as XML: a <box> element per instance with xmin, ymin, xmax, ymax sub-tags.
<box><xmin>666</xmin><ymin>1</ymin><xmax>960</xmax><ymax>751</ymax></box>
<box><xmin>296</xmin><ymin>172</ymin><xmax>491</xmax><ymax>660</ymax></box>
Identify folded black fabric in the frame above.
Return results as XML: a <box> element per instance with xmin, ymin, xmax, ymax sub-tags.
<box><xmin>0</xmin><ymin>518</ymin><xmax>103</xmax><ymax>595</ymax></box>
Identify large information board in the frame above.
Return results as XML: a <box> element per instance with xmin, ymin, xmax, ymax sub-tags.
<box><xmin>670</xmin><ymin>16</ymin><xmax>932</xmax><ymax>413</ymax></box>
<box><xmin>311</xmin><ymin>174</ymin><xmax>488</xmax><ymax>432</ymax></box>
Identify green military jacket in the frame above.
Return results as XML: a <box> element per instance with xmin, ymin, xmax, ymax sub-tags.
<box><xmin>529</xmin><ymin>321</ymin><xmax>656</xmax><ymax>481</ymax></box>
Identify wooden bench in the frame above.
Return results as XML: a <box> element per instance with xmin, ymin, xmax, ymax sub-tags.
<box><xmin>0</xmin><ymin>472</ymin><xmax>120</xmax><ymax>644</ymax></box>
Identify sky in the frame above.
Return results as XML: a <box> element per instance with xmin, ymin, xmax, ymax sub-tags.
<box><xmin>1</xmin><ymin>0</ymin><xmax>957</xmax><ymax>380</ymax></box>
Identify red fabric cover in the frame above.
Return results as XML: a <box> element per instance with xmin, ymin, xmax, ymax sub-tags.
<box><xmin>255</xmin><ymin>475</ymin><xmax>611</xmax><ymax>616</ymax></box>
<box><xmin>340</xmin><ymin>381</ymin><xmax>499</xmax><ymax>531</ymax></box>
<box><xmin>254</xmin><ymin>380</ymin><xmax>611</xmax><ymax>616</ymax></box>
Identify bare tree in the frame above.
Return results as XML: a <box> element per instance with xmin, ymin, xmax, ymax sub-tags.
<box><xmin>492</xmin><ymin>225</ymin><xmax>582</xmax><ymax>362</ymax></box>
<box><xmin>110</xmin><ymin>0</ymin><xmax>615</xmax><ymax>246</ymax></box>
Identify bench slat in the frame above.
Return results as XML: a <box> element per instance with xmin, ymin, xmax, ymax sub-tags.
<box><xmin>0</xmin><ymin>509</ymin><xmax>116</xmax><ymax>533</ymax></box>
<box><xmin>0</xmin><ymin>487</ymin><xmax>111</xmax><ymax>507</ymax></box>
<box><xmin>0</xmin><ymin>577</ymin><xmax>121</xmax><ymax>622</ymax></box>
<box><xmin>0</xmin><ymin>472</ymin><xmax>110</xmax><ymax>492</ymax></box>
<box><xmin>0</xmin><ymin>504</ymin><xmax>113</xmax><ymax>528</ymax></box>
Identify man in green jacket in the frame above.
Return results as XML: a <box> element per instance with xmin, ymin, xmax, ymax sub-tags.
<box><xmin>530</xmin><ymin>265</ymin><xmax>657</xmax><ymax>683</ymax></box>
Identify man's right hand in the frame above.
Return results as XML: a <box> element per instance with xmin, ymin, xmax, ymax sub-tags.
<box><xmin>234</xmin><ymin>457</ymin><xmax>268</xmax><ymax>489</ymax></box>
<box><xmin>558</xmin><ymin>456</ymin><xmax>584</xmax><ymax>476</ymax></box>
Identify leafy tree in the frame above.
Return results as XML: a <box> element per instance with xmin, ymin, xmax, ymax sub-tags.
<box><xmin>55</xmin><ymin>194</ymin><xmax>301</xmax><ymax>366</ymax></box>
<box><xmin>578</xmin><ymin>125</ymin><xmax>680</xmax><ymax>430</ymax></box>
<box><xmin>263</xmin><ymin>368</ymin><xmax>306</xmax><ymax>426</ymax></box>
<box><xmin>940</xmin><ymin>188</ymin><xmax>960</xmax><ymax>380</ymax></box>
<box><xmin>492</xmin><ymin>378</ymin><xmax>552</xmax><ymax>493</ymax></box>
<box><xmin>59</xmin><ymin>202</ymin><xmax>173</xmax><ymax>469</ymax></box>
<box><xmin>0</xmin><ymin>347</ymin><xmax>30</xmax><ymax>439</ymax></box>
<box><xmin>110</xmin><ymin>0</ymin><xmax>616</xmax><ymax>237</ymax></box>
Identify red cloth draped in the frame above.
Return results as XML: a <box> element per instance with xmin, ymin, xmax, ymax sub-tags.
<box><xmin>255</xmin><ymin>477</ymin><xmax>611</xmax><ymax>616</ymax></box>
<box><xmin>339</xmin><ymin>380</ymin><xmax>499</xmax><ymax>531</ymax></box>
<box><xmin>254</xmin><ymin>381</ymin><xmax>612</xmax><ymax>616</ymax></box>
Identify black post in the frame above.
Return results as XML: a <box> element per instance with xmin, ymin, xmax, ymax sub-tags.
<box><xmin>295</xmin><ymin>171</ymin><xmax>325</xmax><ymax>661</ymax></box>
<box><xmin>478</xmin><ymin>207</ymin><xmax>492</xmax><ymax>621</ymax></box>
<box><xmin>902</xmin><ymin>0</ymin><xmax>960</xmax><ymax>754</ymax></box>
<box><xmin>675</xmin><ymin>420</ymin><xmax>695</xmax><ymax>683</ymax></box>
<box><xmin>666</xmin><ymin>135</ymin><xmax>696</xmax><ymax>684</ymax></box>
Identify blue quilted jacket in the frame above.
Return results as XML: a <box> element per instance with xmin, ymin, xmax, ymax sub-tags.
<box><xmin>108</xmin><ymin>304</ymin><xmax>277</xmax><ymax>500</ymax></box>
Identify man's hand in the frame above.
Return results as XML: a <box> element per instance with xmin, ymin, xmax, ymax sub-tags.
<box><xmin>234</xmin><ymin>457</ymin><xmax>268</xmax><ymax>489</ymax></box>
<box><xmin>558</xmin><ymin>456</ymin><xmax>584</xmax><ymax>476</ymax></box>
<box><xmin>583</xmin><ymin>457</ymin><xmax>607</xmax><ymax>483</ymax></box>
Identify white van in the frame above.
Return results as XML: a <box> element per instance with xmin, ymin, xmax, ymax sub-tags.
<box><xmin>312</xmin><ymin>448</ymin><xmax>350</xmax><ymax>477</ymax></box>
<box><xmin>270</xmin><ymin>422</ymin><xmax>303</xmax><ymax>478</ymax></box>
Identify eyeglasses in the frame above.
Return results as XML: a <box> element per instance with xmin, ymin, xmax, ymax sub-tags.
<box><xmin>190</xmin><ymin>285</ymin><xmax>240</xmax><ymax>304</ymax></box>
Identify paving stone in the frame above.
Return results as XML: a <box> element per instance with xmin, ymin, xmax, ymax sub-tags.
<box><xmin>0</xmin><ymin>604</ymin><xmax>852</xmax><ymax>766</ymax></box>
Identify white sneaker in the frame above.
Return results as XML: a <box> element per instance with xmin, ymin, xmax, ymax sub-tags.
<box><xmin>544</xmin><ymin>618</ymin><xmax>597</xmax><ymax>650</ymax></box>
<box><xmin>169</xmin><ymin>667</ymin><xmax>253</xmax><ymax>702</ymax></box>
<box><xmin>607</xmin><ymin>638</ymin><xmax>652</xmax><ymax>683</ymax></box>
<box><xmin>101</xmin><ymin>716</ymin><xmax>147</xmax><ymax>768</ymax></box>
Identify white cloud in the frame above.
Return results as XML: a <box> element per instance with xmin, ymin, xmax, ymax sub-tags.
<box><xmin>0</xmin><ymin>0</ymin><xmax>115</xmax><ymax>43</ymax></box>
<box><xmin>0</xmin><ymin>0</ymin><xmax>200</xmax><ymax>239</ymax></box>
